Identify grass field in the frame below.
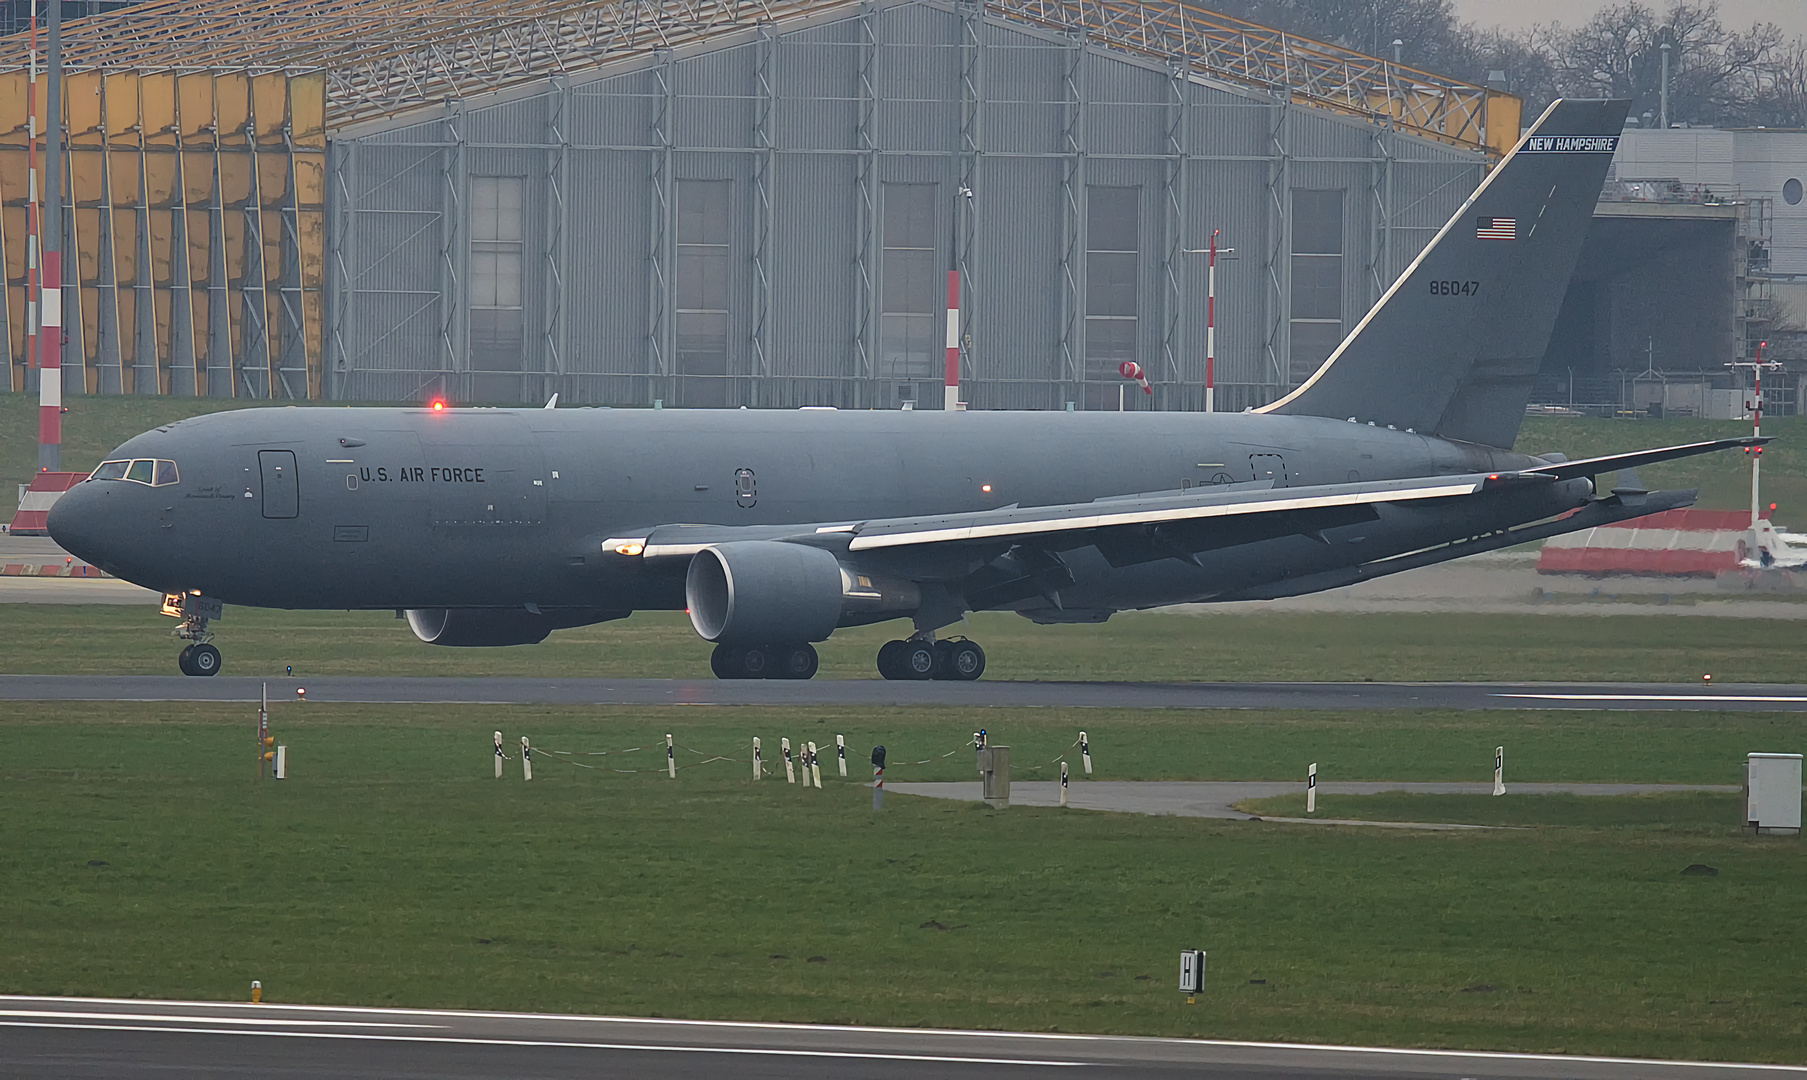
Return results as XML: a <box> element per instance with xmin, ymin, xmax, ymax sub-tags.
<box><xmin>2</xmin><ymin>701</ymin><xmax>1802</xmax><ymax>1062</ymax></box>
<box><xmin>1236</xmin><ymin>791</ymin><xmax>1746</xmax><ymax>828</ymax></box>
<box><xmin>5</xmin><ymin>605</ymin><xmax>1806</xmax><ymax>683</ymax></box>
<box><xmin>4</xmin><ymin>393</ymin><xmax>1800</xmax><ymax>517</ymax></box>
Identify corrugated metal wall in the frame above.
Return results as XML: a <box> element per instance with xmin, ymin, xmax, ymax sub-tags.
<box><xmin>326</xmin><ymin>0</ymin><xmax>1486</xmax><ymax>409</ymax></box>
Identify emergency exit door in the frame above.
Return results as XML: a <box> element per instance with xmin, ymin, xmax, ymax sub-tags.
<box><xmin>259</xmin><ymin>450</ymin><xmax>299</xmax><ymax>519</ymax></box>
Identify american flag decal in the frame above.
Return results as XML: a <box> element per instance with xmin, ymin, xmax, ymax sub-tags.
<box><xmin>1476</xmin><ymin>216</ymin><xmax>1517</xmax><ymax>240</ymax></box>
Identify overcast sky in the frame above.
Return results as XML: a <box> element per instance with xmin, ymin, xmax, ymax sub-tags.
<box><xmin>1453</xmin><ymin>0</ymin><xmax>1807</xmax><ymax>37</ymax></box>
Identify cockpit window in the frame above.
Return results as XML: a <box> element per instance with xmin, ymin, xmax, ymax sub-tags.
<box><xmin>91</xmin><ymin>458</ymin><xmax>179</xmax><ymax>486</ymax></box>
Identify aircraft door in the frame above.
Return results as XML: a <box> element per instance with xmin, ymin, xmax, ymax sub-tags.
<box><xmin>259</xmin><ymin>450</ymin><xmax>299</xmax><ymax>519</ymax></box>
<box><xmin>1249</xmin><ymin>453</ymin><xmax>1288</xmax><ymax>487</ymax></box>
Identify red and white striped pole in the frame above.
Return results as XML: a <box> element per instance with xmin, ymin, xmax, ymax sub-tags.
<box><xmin>1205</xmin><ymin>229</ymin><xmax>1219</xmax><ymax>413</ymax></box>
<box><xmin>944</xmin><ymin>270</ymin><xmax>961</xmax><ymax>411</ymax></box>
<box><xmin>39</xmin><ymin>0</ymin><xmax>63</xmax><ymax>471</ymax></box>
<box><xmin>24</xmin><ymin>3</ymin><xmax>39</xmax><ymax>402</ymax></box>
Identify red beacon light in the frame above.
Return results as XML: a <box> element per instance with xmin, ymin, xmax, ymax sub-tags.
<box><xmin>431</xmin><ymin>399</ymin><xmax>446</xmax><ymax>412</ymax></box>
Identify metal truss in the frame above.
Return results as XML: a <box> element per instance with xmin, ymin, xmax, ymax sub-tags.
<box><xmin>985</xmin><ymin>0</ymin><xmax>1498</xmax><ymax>155</ymax></box>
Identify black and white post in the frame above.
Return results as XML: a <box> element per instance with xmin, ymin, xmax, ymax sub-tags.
<box><xmin>1060</xmin><ymin>760</ymin><xmax>1069</xmax><ymax>807</ymax></box>
<box><xmin>1080</xmin><ymin>731</ymin><xmax>1092</xmax><ymax>775</ymax></box>
<box><xmin>836</xmin><ymin>735</ymin><xmax>847</xmax><ymax>777</ymax></box>
<box><xmin>871</xmin><ymin>745</ymin><xmax>885</xmax><ymax>811</ymax></box>
<box><xmin>1494</xmin><ymin>746</ymin><xmax>1505</xmax><ymax>797</ymax></box>
<box><xmin>782</xmin><ymin>738</ymin><xmax>795</xmax><ymax>784</ymax></box>
<box><xmin>666</xmin><ymin>733</ymin><xmax>676</xmax><ymax>779</ymax></box>
<box><xmin>1306</xmin><ymin>762</ymin><xmax>1317</xmax><ymax>814</ymax></box>
<box><xmin>495</xmin><ymin>731</ymin><xmax>505</xmax><ymax>779</ymax></box>
<box><xmin>753</xmin><ymin>736</ymin><xmax>763</xmax><ymax>781</ymax></box>
<box><xmin>521</xmin><ymin>736</ymin><xmax>533</xmax><ymax>781</ymax></box>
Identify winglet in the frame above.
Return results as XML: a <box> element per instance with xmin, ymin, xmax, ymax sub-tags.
<box><xmin>544</xmin><ymin>393</ymin><xmax>559</xmax><ymax>409</ymax></box>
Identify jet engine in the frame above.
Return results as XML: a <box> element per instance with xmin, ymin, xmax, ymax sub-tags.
<box><xmin>685</xmin><ymin>541</ymin><xmax>919</xmax><ymax>644</ymax></box>
<box><xmin>405</xmin><ymin>607</ymin><xmax>626</xmax><ymax>647</ymax></box>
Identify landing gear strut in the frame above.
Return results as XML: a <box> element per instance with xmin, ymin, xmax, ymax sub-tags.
<box><xmin>710</xmin><ymin>642</ymin><xmax>818</xmax><ymax>680</ymax></box>
<box><xmin>876</xmin><ymin>637</ymin><xmax>985</xmax><ymax>681</ymax></box>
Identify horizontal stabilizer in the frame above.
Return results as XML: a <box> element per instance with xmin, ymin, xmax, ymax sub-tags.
<box><xmin>1522</xmin><ymin>437</ymin><xmax>1769</xmax><ymax>482</ymax></box>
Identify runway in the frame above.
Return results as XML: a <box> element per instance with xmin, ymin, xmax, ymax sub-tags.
<box><xmin>4</xmin><ymin>997</ymin><xmax>1802</xmax><ymax>1079</ymax></box>
<box><xmin>3</xmin><ymin>673</ymin><xmax>1807</xmax><ymax>711</ymax></box>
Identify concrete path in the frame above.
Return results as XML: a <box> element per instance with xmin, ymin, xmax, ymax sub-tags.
<box><xmin>887</xmin><ymin>781</ymin><xmax>1740</xmax><ymax>827</ymax></box>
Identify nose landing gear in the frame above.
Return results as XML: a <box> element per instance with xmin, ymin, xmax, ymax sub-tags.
<box><xmin>876</xmin><ymin>637</ymin><xmax>985</xmax><ymax>681</ymax></box>
<box><xmin>178</xmin><ymin>642</ymin><xmax>222</xmax><ymax>677</ymax></box>
<box><xmin>710</xmin><ymin>642</ymin><xmax>819</xmax><ymax>680</ymax></box>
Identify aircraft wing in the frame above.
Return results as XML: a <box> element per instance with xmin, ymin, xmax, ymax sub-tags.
<box><xmin>631</xmin><ymin>472</ymin><xmax>1512</xmax><ymax>568</ymax></box>
<box><xmin>1522</xmin><ymin>437</ymin><xmax>1769</xmax><ymax>482</ymax></box>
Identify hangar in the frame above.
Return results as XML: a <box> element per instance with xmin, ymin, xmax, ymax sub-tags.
<box><xmin>3</xmin><ymin>0</ymin><xmax>1519</xmax><ymax>411</ymax></box>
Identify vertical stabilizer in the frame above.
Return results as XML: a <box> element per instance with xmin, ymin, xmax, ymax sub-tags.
<box><xmin>1259</xmin><ymin>99</ymin><xmax>1630</xmax><ymax>448</ymax></box>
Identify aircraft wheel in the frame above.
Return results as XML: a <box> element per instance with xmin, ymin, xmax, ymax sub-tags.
<box><xmin>183</xmin><ymin>643</ymin><xmax>222</xmax><ymax>677</ymax></box>
<box><xmin>775</xmin><ymin>643</ymin><xmax>819</xmax><ymax>680</ymax></box>
<box><xmin>876</xmin><ymin>640</ymin><xmax>908</xmax><ymax>680</ymax></box>
<box><xmin>710</xmin><ymin>644</ymin><xmax>743</xmax><ymax>679</ymax></box>
<box><xmin>738</xmin><ymin>645</ymin><xmax>773</xmax><ymax>679</ymax></box>
<box><xmin>944</xmin><ymin>639</ymin><xmax>985</xmax><ymax>681</ymax></box>
<box><xmin>900</xmin><ymin>640</ymin><xmax>937</xmax><ymax>681</ymax></box>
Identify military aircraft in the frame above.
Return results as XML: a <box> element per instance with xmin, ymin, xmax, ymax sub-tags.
<box><xmin>50</xmin><ymin>98</ymin><xmax>1763</xmax><ymax>679</ymax></box>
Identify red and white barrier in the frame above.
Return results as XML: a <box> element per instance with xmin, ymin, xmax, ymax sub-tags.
<box><xmin>1537</xmin><ymin>509</ymin><xmax>1769</xmax><ymax>577</ymax></box>
<box><xmin>9</xmin><ymin>471</ymin><xmax>87</xmax><ymax>536</ymax></box>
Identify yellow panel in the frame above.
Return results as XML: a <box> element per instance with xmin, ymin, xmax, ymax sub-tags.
<box><xmin>1486</xmin><ymin>92</ymin><xmax>1523</xmax><ymax>159</ymax></box>
<box><xmin>263</xmin><ymin>211</ymin><xmax>283</xmax><ymax>281</ymax></box>
<box><xmin>154</xmin><ymin>286</ymin><xmax>173</xmax><ymax>391</ymax></box>
<box><xmin>291</xmin><ymin>73</ymin><xmax>326</xmax><ymax>149</ymax></box>
<box><xmin>183</xmin><ymin>151</ymin><xmax>215</xmax><ymax>205</ymax></box>
<box><xmin>177</xmin><ymin>74</ymin><xmax>214</xmax><ymax>145</ymax></box>
<box><xmin>140</xmin><ymin>74</ymin><xmax>178</xmax><ymax>149</ymax></box>
<box><xmin>68</xmin><ymin>72</ymin><xmax>105</xmax><ymax>142</ymax></box>
<box><xmin>215</xmin><ymin>73</ymin><xmax>249</xmax><ymax>148</ymax></box>
<box><xmin>219</xmin><ymin>152</ymin><xmax>252</xmax><ymax>208</ymax></box>
<box><xmin>2</xmin><ymin>205</ymin><xmax>22</xmax><ymax>280</ymax></box>
<box><xmin>0</xmin><ymin>148</ymin><xmax>25</xmax><ymax>205</ymax></box>
<box><xmin>303</xmin><ymin>286</ymin><xmax>323</xmax><ymax>398</ymax></box>
<box><xmin>149</xmin><ymin>208</ymin><xmax>174</xmax><ymax>286</ymax></box>
<box><xmin>294</xmin><ymin>155</ymin><xmax>325</xmax><ymax>209</ymax></box>
<box><xmin>0</xmin><ymin>72</ymin><xmax>26</xmax><ymax>137</ymax></box>
<box><xmin>74</xmin><ymin>208</ymin><xmax>101</xmax><ymax>282</ymax></box>
<box><xmin>251</xmin><ymin>74</ymin><xmax>287</xmax><ymax>143</ymax></box>
<box><xmin>187</xmin><ymin>210</ymin><xmax>211</xmax><ymax>285</ymax></box>
<box><xmin>145</xmin><ymin>151</ymin><xmax>179</xmax><ymax>208</ymax></box>
<box><xmin>109</xmin><ymin>154</ymin><xmax>140</xmax><ymax>214</ymax></box>
<box><xmin>104</xmin><ymin>73</ymin><xmax>140</xmax><ymax>143</ymax></box>
<box><xmin>257</xmin><ymin>155</ymin><xmax>290</xmax><ymax>205</ymax></box>
<box><xmin>116</xmin><ymin>288</ymin><xmax>135</xmax><ymax>372</ymax></box>
<box><xmin>296</xmin><ymin>209</ymin><xmax>324</xmax><ymax>289</ymax></box>
<box><xmin>80</xmin><ymin>284</ymin><xmax>98</xmax><ymax>366</ymax></box>
<box><xmin>223</xmin><ymin>212</ymin><xmax>245</xmax><ymax>285</ymax></box>
<box><xmin>191</xmin><ymin>290</ymin><xmax>209</xmax><ymax>366</ymax></box>
<box><xmin>111</xmin><ymin>208</ymin><xmax>137</xmax><ymax>285</ymax></box>
<box><xmin>70</xmin><ymin>148</ymin><xmax>105</xmax><ymax>206</ymax></box>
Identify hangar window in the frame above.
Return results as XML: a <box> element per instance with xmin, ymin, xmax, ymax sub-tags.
<box><xmin>881</xmin><ymin>184</ymin><xmax>939</xmax><ymax>382</ymax></box>
<box><xmin>676</xmin><ymin>180</ymin><xmax>733</xmax><ymax>407</ymax></box>
<box><xmin>1785</xmin><ymin>178</ymin><xmax>1803</xmax><ymax>206</ymax></box>
<box><xmin>1085</xmin><ymin>186</ymin><xmax>1140</xmax><ymax>384</ymax></box>
<box><xmin>1290</xmin><ymin>189</ymin><xmax>1345</xmax><ymax>387</ymax></box>
<box><xmin>469</xmin><ymin>177</ymin><xmax>526</xmax><ymax>397</ymax></box>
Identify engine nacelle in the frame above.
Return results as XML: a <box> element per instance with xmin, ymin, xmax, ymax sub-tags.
<box><xmin>685</xmin><ymin>541</ymin><xmax>919</xmax><ymax>644</ymax></box>
<box><xmin>406</xmin><ymin>607</ymin><xmax>626</xmax><ymax>647</ymax></box>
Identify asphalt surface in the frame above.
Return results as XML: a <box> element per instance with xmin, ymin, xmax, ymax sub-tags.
<box><xmin>888</xmin><ymin>781</ymin><xmax>1743</xmax><ymax>823</ymax></box>
<box><xmin>4</xmin><ymin>997</ymin><xmax>1802</xmax><ymax>1079</ymax></box>
<box><xmin>4</xmin><ymin>674</ymin><xmax>1806</xmax><ymax>711</ymax></box>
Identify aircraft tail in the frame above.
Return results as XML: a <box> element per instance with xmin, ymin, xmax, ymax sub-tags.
<box><xmin>1259</xmin><ymin>98</ymin><xmax>1630</xmax><ymax>449</ymax></box>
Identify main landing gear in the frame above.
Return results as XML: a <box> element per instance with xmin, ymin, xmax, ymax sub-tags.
<box><xmin>711</xmin><ymin>642</ymin><xmax>819</xmax><ymax>680</ymax></box>
<box><xmin>876</xmin><ymin>637</ymin><xmax>985</xmax><ymax>681</ymax></box>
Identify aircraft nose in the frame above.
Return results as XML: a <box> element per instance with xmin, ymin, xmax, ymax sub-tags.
<box><xmin>46</xmin><ymin>480</ymin><xmax>113</xmax><ymax>567</ymax></box>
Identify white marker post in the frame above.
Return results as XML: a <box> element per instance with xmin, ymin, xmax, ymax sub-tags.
<box><xmin>666</xmin><ymin>733</ymin><xmax>676</xmax><ymax>779</ymax></box>
<box><xmin>1080</xmin><ymin>731</ymin><xmax>1092</xmax><ymax>775</ymax></box>
<box><xmin>836</xmin><ymin>735</ymin><xmax>847</xmax><ymax>777</ymax></box>
<box><xmin>494</xmin><ymin>731</ymin><xmax>505</xmax><ymax>779</ymax></box>
<box><xmin>1494</xmin><ymin>746</ymin><xmax>1505</xmax><ymax>797</ymax></box>
<box><xmin>274</xmin><ymin>745</ymin><xmax>286</xmax><ymax>780</ymax></box>
<box><xmin>753</xmin><ymin>737</ymin><xmax>763</xmax><ymax>781</ymax></box>
<box><xmin>521</xmin><ymin>736</ymin><xmax>533</xmax><ymax>781</ymax></box>
<box><xmin>808</xmin><ymin>742</ymin><xmax>822</xmax><ymax>788</ymax></box>
<box><xmin>782</xmin><ymin>738</ymin><xmax>795</xmax><ymax>784</ymax></box>
<box><xmin>1306</xmin><ymin>762</ymin><xmax>1317</xmax><ymax>814</ymax></box>
<box><xmin>1060</xmin><ymin>761</ymin><xmax>1069</xmax><ymax>807</ymax></box>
